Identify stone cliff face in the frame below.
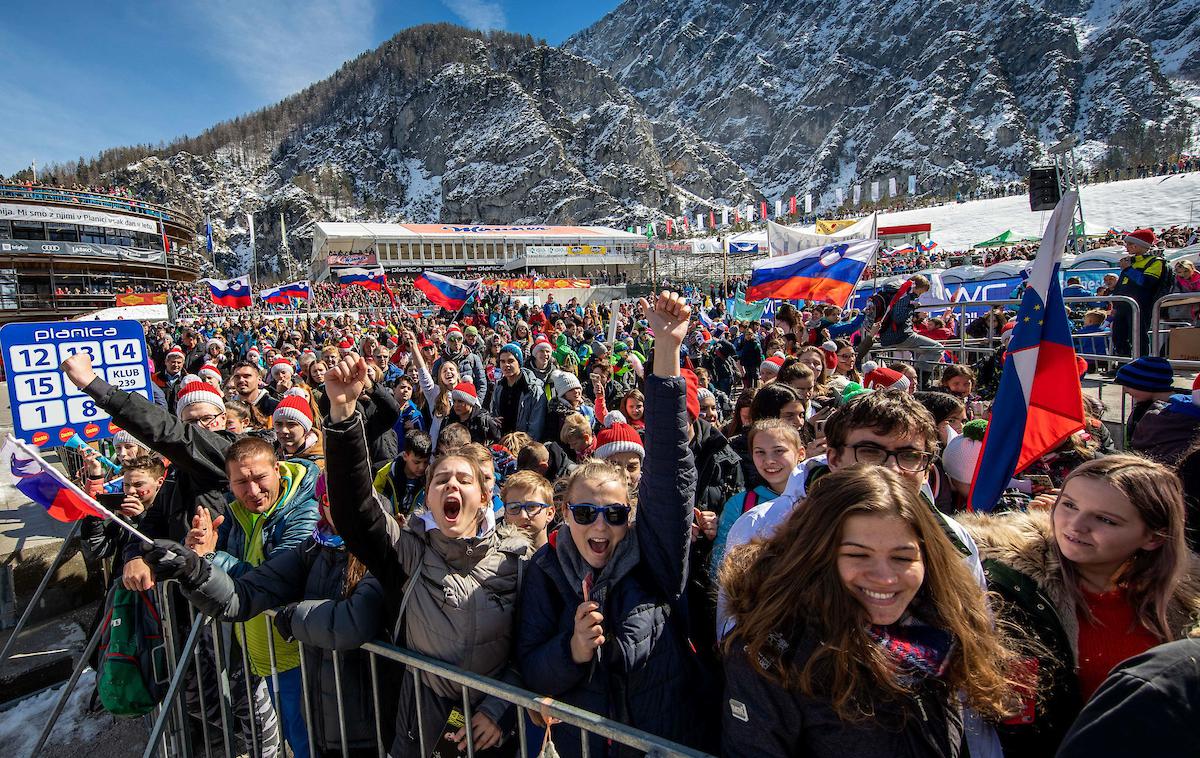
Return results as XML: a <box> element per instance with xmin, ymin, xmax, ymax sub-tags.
<box><xmin>566</xmin><ymin>0</ymin><xmax>1198</xmax><ymax>205</ymax></box>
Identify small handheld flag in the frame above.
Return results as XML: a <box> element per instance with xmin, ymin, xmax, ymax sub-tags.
<box><xmin>2</xmin><ymin>435</ymin><xmax>151</xmax><ymax>544</ymax></box>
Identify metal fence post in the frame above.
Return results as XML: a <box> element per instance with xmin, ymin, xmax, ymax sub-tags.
<box><xmin>142</xmin><ymin>612</ymin><xmax>208</xmax><ymax>758</ymax></box>
<box><xmin>0</xmin><ymin>521</ymin><xmax>81</xmax><ymax>670</ymax></box>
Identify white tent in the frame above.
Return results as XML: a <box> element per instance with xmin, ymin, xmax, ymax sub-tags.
<box><xmin>74</xmin><ymin>304</ymin><xmax>168</xmax><ymax>321</ymax></box>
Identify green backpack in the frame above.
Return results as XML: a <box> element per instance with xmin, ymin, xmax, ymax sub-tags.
<box><xmin>96</xmin><ymin>586</ymin><xmax>169</xmax><ymax>716</ymax></box>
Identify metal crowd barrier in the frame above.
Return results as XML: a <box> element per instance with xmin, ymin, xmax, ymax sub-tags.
<box><xmin>22</xmin><ymin>581</ymin><xmax>714</xmax><ymax>758</ymax></box>
<box><xmin>1150</xmin><ymin>292</ymin><xmax>1200</xmax><ymax>371</ymax></box>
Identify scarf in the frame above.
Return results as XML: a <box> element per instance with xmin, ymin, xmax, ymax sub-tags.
<box><xmin>312</xmin><ymin>517</ymin><xmax>343</xmax><ymax>549</ymax></box>
<box><xmin>553</xmin><ymin>523</ymin><xmax>640</xmax><ymax>608</ymax></box>
<box><xmin>868</xmin><ymin>620</ymin><xmax>954</xmax><ymax>684</ymax></box>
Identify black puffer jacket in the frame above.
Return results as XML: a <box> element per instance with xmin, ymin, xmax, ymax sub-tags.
<box><xmin>183</xmin><ymin>536</ymin><xmax>385</xmax><ymax>752</ymax></box>
<box><xmin>80</xmin><ymin>378</ymin><xmax>237</xmax><ymax>564</ymax></box>
<box><xmin>517</xmin><ymin>374</ymin><xmax>710</xmax><ymax>758</ymax></box>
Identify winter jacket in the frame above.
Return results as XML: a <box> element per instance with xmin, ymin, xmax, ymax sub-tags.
<box><xmin>722</xmin><ymin>625</ymin><xmax>964</xmax><ymax>758</ymax></box>
<box><xmin>319</xmin><ymin>381</ymin><xmax>401</xmax><ymax>466</ymax></box>
<box><xmin>488</xmin><ymin>369</ymin><xmax>547</xmax><ymax>440</ymax></box>
<box><xmin>81</xmin><ymin>378</ymin><xmax>238</xmax><ymax>565</ymax></box>
<box><xmin>517</xmin><ymin>374</ymin><xmax>711</xmax><ymax>758</ymax></box>
<box><xmin>1057</xmin><ymin>638</ymin><xmax>1200</xmax><ymax>757</ymax></box>
<box><xmin>324</xmin><ymin>411</ymin><xmax>531</xmax><ymax>756</ymax></box>
<box><xmin>212</xmin><ymin>459</ymin><xmax>322</xmax><ymax>579</ymax></box>
<box><xmin>1130</xmin><ymin>394</ymin><xmax>1200</xmax><ymax>465</ymax></box>
<box><xmin>691</xmin><ymin>417</ymin><xmax>745</xmax><ymax>511</ymax></box>
<box><xmin>959</xmin><ymin>510</ymin><xmax>1200</xmax><ymax>757</ymax></box>
<box><xmin>80</xmin><ymin>511</ymin><xmax>147</xmax><ymax>580</ymax></box>
<box><xmin>183</xmin><ymin>535</ymin><xmax>384</xmax><ymax>752</ymax></box>
<box><xmin>455</xmin><ymin>406</ymin><xmax>502</xmax><ymax>445</ymax></box>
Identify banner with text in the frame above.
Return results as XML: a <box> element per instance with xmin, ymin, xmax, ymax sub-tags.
<box><xmin>0</xmin><ymin>202</ymin><xmax>160</xmax><ymax>235</ymax></box>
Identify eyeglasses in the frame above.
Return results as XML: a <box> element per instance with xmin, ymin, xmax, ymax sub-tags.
<box><xmin>568</xmin><ymin>503</ymin><xmax>631</xmax><ymax>526</ymax></box>
<box><xmin>189</xmin><ymin>413</ymin><xmax>222</xmax><ymax>426</ymax></box>
<box><xmin>846</xmin><ymin>443</ymin><xmax>934</xmax><ymax>472</ymax></box>
<box><xmin>503</xmin><ymin>501</ymin><xmax>551</xmax><ymax>517</ymax></box>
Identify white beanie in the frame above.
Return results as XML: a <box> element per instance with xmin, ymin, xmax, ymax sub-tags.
<box><xmin>176</xmin><ymin>375</ymin><xmax>226</xmax><ymax>416</ymax></box>
<box><xmin>941</xmin><ymin>420</ymin><xmax>987</xmax><ymax>484</ymax></box>
<box><xmin>552</xmin><ymin>370</ymin><xmax>582</xmax><ymax>397</ymax></box>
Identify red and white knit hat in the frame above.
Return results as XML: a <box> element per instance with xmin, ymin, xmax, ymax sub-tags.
<box><xmin>273</xmin><ymin>388</ymin><xmax>314</xmax><ymax>432</ymax></box>
<box><xmin>863</xmin><ymin>366</ymin><xmax>911</xmax><ymax>393</ymax></box>
<box><xmin>532</xmin><ymin>334</ymin><xmax>552</xmax><ymax>355</ymax></box>
<box><xmin>451</xmin><ymin>381</ymin><xmax>479</xmax><ymax>407</ymax></box>
<box><xmin>270</xmin><ymin>357</ymin><xmax>293</xmax><ymax>378</ymax></box>
<box><xmin>198</xmin><ymin>363</ymin><xmax>222</xmax><ymax>383</ymax></box>
<box><xmin>447</xmin><ymin>324</ymin><xmax>464</xmax><ymax>339</ymax></box>
<box><xmin>166</xmin><ymin>345</ymin><xmax>185</xmax><ymax>360</ymax></box>
<box><xmin>206</xmin><ymin>336</ymin><xmax>225</xmax><ymax>352</ymax></box>
<box><xmin>337</xmin><ymin>337</ymin><xmax>354</xmax><ymax>352</ymax></box>
<box><xmin>1123</xmin><ymin>228</ymin><xmax>1157</xmax><ymax>250</ymax></box>
<box><xmin>176</xmin><ymin>375</ymin><xmax>225</xmax><ymax>415</ymax></box>
<box><xmin>1193</xmin><ymin>374</ymin><xmax>1200</xmax><ymax>405</ymax></box>
<box><xmin>760</xmin><ymin>355</ymin><xmax>785</xmax><ymax>375</ymax></box>
<box><xmin>594</xmin><ymin>422</ymin><xmax>644</xmax><ymax>460</ymax></box>
<box><xmin>820</xmin><ymin>340</ymin><xmax>839</xmax><ymax>371</ymax></box>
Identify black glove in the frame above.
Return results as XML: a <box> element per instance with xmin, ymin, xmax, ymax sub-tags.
<box><xmin>142</xmin><ymin>539</ymin><xmax>210</xmax><ymax>588</ymax></box>
<box><xmin>272</xmin><ymin>602</ymin><xmax>299</xmax><ymax>642</ymax></box>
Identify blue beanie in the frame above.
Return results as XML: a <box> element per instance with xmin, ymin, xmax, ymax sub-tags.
<box><xmin>1114</xmin><ymin>356</ymin><xmax>1175</xmax><ymax>394</ymax></box>
<box><xmin>500</xmin><ymin>342</ymin><xmax>524</xmax><ymax>364</ymax></box>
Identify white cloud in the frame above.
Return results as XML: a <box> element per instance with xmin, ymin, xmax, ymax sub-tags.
<box><xmin>443</xmin><ymin>0</ymin><xmax>507</xmax><ymax>31</ymax></box>
<box><xmin>193</xmin><ymin>0</ymin><xmax>378</xmax><ymax>102</ymax></box>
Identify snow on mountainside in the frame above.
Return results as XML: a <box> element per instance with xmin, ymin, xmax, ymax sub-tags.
<box><xmin>95</xmin><ymin>25</ymin><xmax>757</xmax><ymax>279</ymax></box>
<box><xmin>566</xmin><ymin>0</ymin><xmax>1200</xmax><ymax>204</ymax></box>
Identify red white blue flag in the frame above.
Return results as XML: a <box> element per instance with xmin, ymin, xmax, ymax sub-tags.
<box><xmin>3</xmin><ymin>435</ymin><xmax>105</xmax><ymax>522</ymax></box>
<box><xmin>261</xmin><ymin>280</ymin><xmax>311</xmax><ymax>303</ymax></box>
<box><xmin>204</xmin><ymin>276</ymin><xmax>253</xmax><ymax>308</ymax></box>
<box><xmin>415</xmin><ymin>271</ymin><xmax>480</xmax><ymax>311</ymax></box>
<box><xmin>750</xmin><ymin>221</ymin><xmax>879</xmax><ymax>305</ymax></box>
<box><xmin>968</xmin><ymin>191</ymin><xmax>1085</xmax><ymax>512</ymax></box>
<box><xmin>336</xmin><ymin>266</ymin><xmax>387</xmax><ymax>291</ymax></box>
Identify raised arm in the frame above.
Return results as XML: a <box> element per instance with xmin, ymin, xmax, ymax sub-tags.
<box><xmin>635</xmin><ymin>292</ymin><xmax>696</xmax><ymax>600</ymax></box>
<box><xmin>322</xmin><ymin>353</ymin><xmax>410</xmax><ymax>591</ymax></box>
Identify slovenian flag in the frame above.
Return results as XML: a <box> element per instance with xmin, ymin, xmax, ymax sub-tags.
<box><xmin>749</xmin><ymin>222</ymin><xmax>879</xmax><ymax>305</ymax></box>
<box><xmin>968</xmin><ymin>191</ymin><xmax>1085</xmax><ymax>512</ymax></box>
<box><xmin>336</xmin><ymin>266</ymin><xmax>387</xmax><ymax>291</ymax></box>
<box><xmin>204</xmin><ymin>275</ymin><xmax>253</xmax><ymax>308</ymax></box>
<box><xmin>415</xmin><ymin>272</ymin><xmax>480</xmax><ymax>311</ymax></box>
<box><xmin>918</xmin><ymin>240</ymin><xmax>939</xmax><ymax>254</ymax></box>
<box><xmin>3</xmin><ymin>435</ymin><xmax>105</xmax><ymax>522</ymax></box>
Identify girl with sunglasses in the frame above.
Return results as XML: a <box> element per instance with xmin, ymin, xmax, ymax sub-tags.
<box><xmin>518</xmin><ymin>291</ymin><xmax>716</xmax><ymax>757</ymax></box>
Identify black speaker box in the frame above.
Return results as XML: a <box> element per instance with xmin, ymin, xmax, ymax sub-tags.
<box><xmin>1029</xmin><ymin>166</ymin><xmax>1061</xmax><ymax>211</ymax></box>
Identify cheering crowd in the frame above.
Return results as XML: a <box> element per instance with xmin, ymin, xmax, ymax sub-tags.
<box><xmin>57</xmin><ymin>229</ymin><xmax>1200</xmax><ymax>758</ymax></box>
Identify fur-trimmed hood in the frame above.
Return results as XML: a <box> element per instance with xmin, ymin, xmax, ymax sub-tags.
<box><xmin>960</xmin><ymin>510</ymin><xmax>1200</xmax><ymax>657</ymax></box>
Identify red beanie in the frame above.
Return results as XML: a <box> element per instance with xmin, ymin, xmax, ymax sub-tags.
<box><xmin>760</xmin><ymin>355</ymin><xmax>784</xmax><ymax>374</ymax></box>
<box><xmin>682</xmin><ymin>368</ymin><xmax>700</xmax><ymax>421</ymax></box>
<box><xmin>451</xmin><ymin>381</ymin><xmax>479</xmax><ymax>407</ymax></box>
<box><xmin>1123</xmin><ymin>228</ymin><xmax>1157</xmax><ymax>250</ymax></box>
<box><xmin>594</xmin><ymin>423</ymin><xmax>645</xmax><ymax>460</ymax></box>
<box><xmin>864</xmin><ymin>366</ymin><xmax>911</xmax><ymax>393</ymax></box>
<box><xmin>273</xmin><ymin>388</ymin><xmax>314</xmax><ymax>432</ymax></box>
<box><xmin>820</xmin><ymin>341</ymin><xmax>839</xmax><ymax>371</ymax></box>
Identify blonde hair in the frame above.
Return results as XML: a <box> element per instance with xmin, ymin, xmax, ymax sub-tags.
<box><xmin>501</xmin><ymin>470</ymin><xmax>553</xmax><ymax>505</ymax></box>
<box><xmin>564</xmin><ymin>460</ymin><xmax>633</xmax><ymax>506</ymax></box>
<box><xmin>500</xmin><ymin>432</ymin><xmax>534</xmax><ymax>455</ymax></box>
<box><xmin>560</xmin><ymin>413</ymin><xmax>593</xmax><ymax>447</ymax></box>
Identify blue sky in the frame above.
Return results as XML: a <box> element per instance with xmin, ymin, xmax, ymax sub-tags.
<box><xmin>0</xmin><ymin>0</ymin><xmax>621</xmax><ymax>177</ymax></box>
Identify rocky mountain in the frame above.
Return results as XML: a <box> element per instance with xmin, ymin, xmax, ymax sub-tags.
<box><xmin>93</xmin><ymin>25</ymin><xmax>757</xmax><ymax>278</ymax></box>
<box><xmin>566</xmin><ymin>0</ymin><xmax>1200</xmax><ymax>206</ymax></box>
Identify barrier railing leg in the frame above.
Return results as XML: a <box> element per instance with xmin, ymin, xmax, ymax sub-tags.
<box><xmin>157</xmin><ymin>584</ymin><xmax>193</xmax><ymax>758</ymax></box>
<box><xmin>235</xmin><ymin>623</ymin><xmax>262</xmax><ymax>758</ymax></box>
<box><xmin>298</xmin><ymin>639</ymin><xmax>318</xmax><ymax>756</ymax></box>
<box><xmin>413</xmin><ymin>668</ymin><xmax>428</xmax><ymax>757</ymax></box>
<box><xmin>263</xmin><ymin>616</ymin><xmax>287</xmax><ymax>752</ymax></box>
<box><xmin>142</xmin><ymin>612</ymin><xmax>208</xmax><ymax>758</ymax></box>
<box><xmin>332</xmin><ymin>649</ymin><xmax>349</xmax><ymax>758</ymax></box>
<box><xmin>0</xmin><ymin>522</ymin><xmax>81</xmax><ymax>670</ymax></box>
<box><xmin>189</xmin><ymin>606</ymin><xmax>215</xmax><ymax>758</ymax></box>
<box><xmin>27</xmin><ymin>612</ymin><xmax>104</xmax><ymax>758</ymax></box>
<box><xmin>208</xmin><ymin>620</ymin><xmax>237</xmax><ymax>758</ymax></box>
<box><xmin>368</xmin><ymin>652</ymin><xmax>385</xmax><ymax>758</ymax></box>
<box><xmin>462</xmin><ymin>684</ymin><xmax>476</xmax><ymax>758</ymax></box>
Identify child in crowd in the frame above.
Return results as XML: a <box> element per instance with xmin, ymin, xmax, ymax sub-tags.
<box><xmin>373</xmin><ymin>430</ymin><xmax>433</xmax><ymax>520</ymax></box>
<box><xmin>500</xmin><ymin>470</ymin><xmax>555</xmax><ymax>550</ymax></box>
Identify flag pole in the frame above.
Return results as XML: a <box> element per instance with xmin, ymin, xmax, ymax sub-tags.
<box><xmin>9</xmin><ymin>435</ymin><xmax>153</xmax><ymax>546</ymax></box>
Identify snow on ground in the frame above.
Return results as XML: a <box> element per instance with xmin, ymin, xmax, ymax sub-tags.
<box><xmin>0</xmin><ymin>669</ymin><xmax>107</xmax><ymax>755</ymax></box>
<box><xmin>877</xmin><ymin>173</ymin><xmax>1200</xmax><ymax>251</ymax></box>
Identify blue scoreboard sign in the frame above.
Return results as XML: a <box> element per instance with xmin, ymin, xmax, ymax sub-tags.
<box><xmin>1</xmin><ymin>320</ymin><xmax>151</xmax><ymax>447</ymax></box>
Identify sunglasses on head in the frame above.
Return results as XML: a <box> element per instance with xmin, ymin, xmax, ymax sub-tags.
<box><xmin>568</xmin><ymin>503</ymin><xmax>631</xmax><ymax>526</ymax></box>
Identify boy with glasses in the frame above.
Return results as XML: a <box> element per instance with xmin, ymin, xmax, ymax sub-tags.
<box><xmin>501</xmin><ymin>470</ymin><xmax>554</xmax><ymax>549</ymax></box>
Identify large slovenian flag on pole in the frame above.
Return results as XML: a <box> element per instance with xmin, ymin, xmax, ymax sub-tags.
<box><xmin>337</xmin><ymin>266</ymin><xmax>387</xmax><ymax>290</ymax></box>
<box><xmin>204</xmin><ymin>275</ymin><xmax>253</xmax><ymax>308</ymax></box>
<box><xmin>968</xmin><ymin>191</ymin><xmax>1085</xmax><ymax>512</ymax></box>
<box><xmin>415</xmin><ymin>271</ymin><xmax>481</xmax><ymax>310</ymax></box>
<box><xmin>748</xmin><ymin>221</ymin><xmax>879</xmax><ymax>305</ymax></box>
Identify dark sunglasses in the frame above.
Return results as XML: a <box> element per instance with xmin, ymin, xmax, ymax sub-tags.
<box><xmin>503</xmin><ymin>501</ymin><xmax>551</xmax><ymax>517</ymax></box>
<box><xmin>568</xmin><ymin>503</ymin><xmax>631</xmax><ymax>526</ymax></box>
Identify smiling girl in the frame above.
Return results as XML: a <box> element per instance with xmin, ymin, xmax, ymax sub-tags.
<box><xmin>721</xmin><ymin>465</ymin><xmax>1017</xmax><ymax>758</ymax></box>
<box><xmin>963</xmin><ymin>454</ymin><xmax>1200</xmax><ymax>755</ymax></box>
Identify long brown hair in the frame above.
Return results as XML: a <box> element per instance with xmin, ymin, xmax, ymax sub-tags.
<box><xmin>721</xmin><ymin>465</ymin><xmax>1019</xmax><ymax>721</ymax></box>
<box><xmin>1053</xmin><ymin>455</ymin><xmax>1188</xmax><ymax>640</ymax></box>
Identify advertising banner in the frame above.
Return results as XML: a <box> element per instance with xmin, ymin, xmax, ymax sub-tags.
<box><xmin>327</xmin><ymin>253</ymin><xmax>378</xmax><ymax>266</ymax></box>
<box><xmin>482</xmin><ymin>278</ymin><xmax>591</xmax><ymax>290</ymax></box>
<box><xmin>0</xmin><ymin>202</ymin><xmax>159</xmax><ymax>235</ymax></box>
<box><xmin>115</xmin><ymin>293</ymin><xmax>167</xmax><ymax>306</ymax></box>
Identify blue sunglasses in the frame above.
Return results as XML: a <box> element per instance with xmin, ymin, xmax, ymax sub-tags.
<box><xmin>568</xmin><ymin>503</ymin><xmax>631</xmax><ymax>526</ymax></box>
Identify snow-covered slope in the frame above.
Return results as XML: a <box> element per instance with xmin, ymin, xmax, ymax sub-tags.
<box><xmin>567</xmin><ymin>0</ymin><xmax>1199</xmax><ymax>204</ymax></box>
<box><xmin>871</xmin><ymin>172</ymin><xmax>1200</xmax><ymax>250</ymax></box>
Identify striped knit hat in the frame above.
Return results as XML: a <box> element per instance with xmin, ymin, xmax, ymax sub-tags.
<box><xmin>594</xmin><ymin>422</ymin><xmax>644</xmax><ymax>460</ymax></box>
<box><xmin>447</xmin><ymin>324</ymin><xmax>463</xmax><ymax>339</ymax></box>
<box><xmin>451</xmin><ymin>381</ymin><xmax>480</xmax><ymax>407</ymax></box>
<box><xmin>270</xmin><ymin>357</ymin><xmax>293</xmax><ymax>378</ymax></box>
<box><xmin>864</xmin><ymin>366</ymin><xmax>911</xmax><ymax>393</ymax></box>
<box><xmin>1114</xmin><ymin>356</ymin><xmax>1175</xmax><ymax>394</ymax></box>
<box><xmin>273</xmin><ymin>388</ymin><xmax>314</xmax><ymax>432</ymax></box>
<box><xmin>166</xmin><ymin>345</ymin><xmax>184</xmax><ymax>360</ymax></box>
<box><xmin>760</xmin><ymin>355</ymin><xmax>784</xmax><ymax>375</ymax></box>
<box><xmin>176</xmin><ymin>375</ymin><xmax>225</xmax><ymax>415</ymax></box>
<box><xmin>112</xmin><ymin>429</ymin><xmax>139</xmax><ymax>448</ymax></box>
<box><xmin>1194</xmin><ymin>374</ymin><xmax>1200</xmax><ymax>405</ymax></box>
